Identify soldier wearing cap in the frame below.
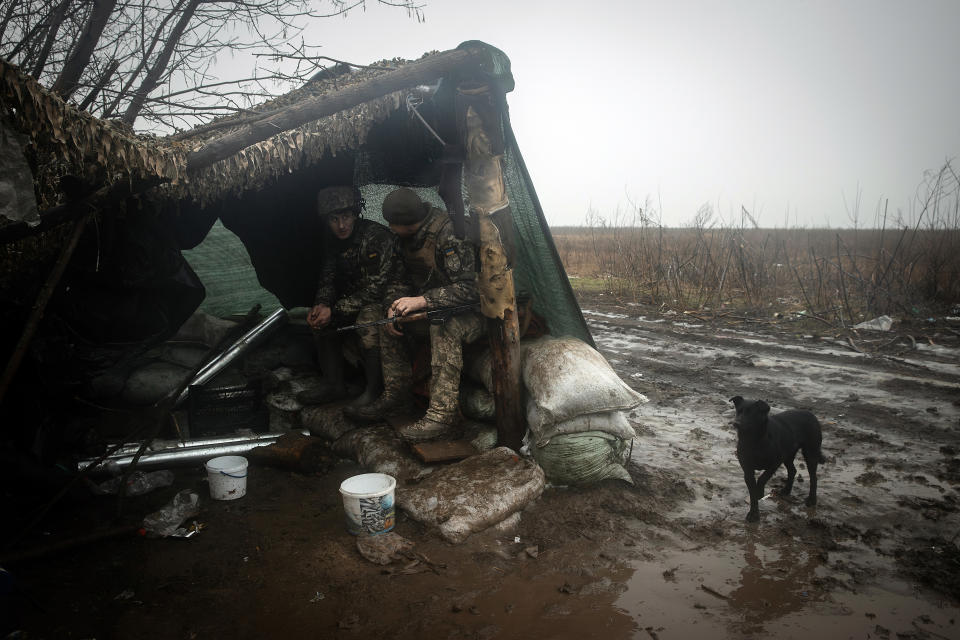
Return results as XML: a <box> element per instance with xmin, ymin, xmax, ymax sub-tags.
<box><xmin>345</xmin><ymin>188</ymin><xmax>484</xmax><ymax>443</ymax></box>
<box><xmin>302</xmin><ymin>186</ymin><xmax>398</xmax><ymax>406</ymax></box>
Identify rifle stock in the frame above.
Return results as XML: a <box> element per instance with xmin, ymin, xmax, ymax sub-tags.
<box><xmin>331</xmin><ymin>303</ymin><xmax>479</xmax><ymax>334</ymax></box>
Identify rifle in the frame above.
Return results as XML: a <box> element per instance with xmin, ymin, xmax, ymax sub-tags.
<box><xmin>332</xmin><ymin>302</ymin><xmax>480</xmax><ymax>333</ymax></box>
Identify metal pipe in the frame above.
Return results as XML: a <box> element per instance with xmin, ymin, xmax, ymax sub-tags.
<box><xmin>174</xmin><ymin>307</ymin><xmax>288</xmax><ymax>407</ymax></box>
<box><xmin>110</xmin><ymin>432</ymin><xmax>282</xmax><ymax>456</ymax></box>
<box><xmin>78</xmin><ymin>432</ymin><xmax>289</xmax><ymax>472</ymax></box>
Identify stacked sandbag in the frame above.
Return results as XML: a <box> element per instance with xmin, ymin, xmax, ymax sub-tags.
<box><xmin>522</xmin><ymin>336</ymin><xmax>647</xmax><ymax>485</ymax></box>
<box><xmin>398</xmin><ymin>447</ymin><xmax>545</xmax><ymax>543</ymax></box>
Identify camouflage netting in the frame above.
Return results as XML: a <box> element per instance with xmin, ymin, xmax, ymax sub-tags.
<box><xmin>1</xmin><ymin>41</ymin><xmax>591</xmax><ymax>348</ymax></box>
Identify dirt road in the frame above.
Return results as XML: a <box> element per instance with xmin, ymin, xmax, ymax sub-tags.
<box><xmin>10</xmin><ymin>299</ymin><xmax>960</xmax><ymax>639</ymax></box>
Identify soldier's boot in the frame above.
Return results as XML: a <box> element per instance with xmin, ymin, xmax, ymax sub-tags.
<box><xmin>297</xmin><ymin>336</ymin><xmax>347</xmax><ymax>405</ymax></box>
<box><xmin>346</xmin><ymin>348</ymin><xmax>383</xmax><ymax>409</ymax></box>
<box><xmin>343</xmin><ymin>388</ymin><xmax>416</xmax><ymax>424</ymax></box>
<box><xmin>397</xmin><ymin>416</ymin><xmax>457</xmax><ymax>443</ymax></box>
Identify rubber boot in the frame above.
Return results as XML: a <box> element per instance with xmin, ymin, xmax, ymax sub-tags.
<box><xmin>297</xmin><ymin>335</ymin><xmax>347</xmax><ymax>405</ymax></box>
<box><xmin>346</xmin><ymin>348</ymin><xmax>383</xmax><ymax>409</ymax></box>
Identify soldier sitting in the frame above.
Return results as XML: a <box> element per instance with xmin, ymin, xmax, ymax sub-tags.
<box><xmin>345</xmin><ymin>188</ymin><xmax>484</xmax><ymax>443</ymax></box>
<box><xmin>301</xmin><ymin>186</ymin><xmax>398</xmax><ymax>407</ymax></box>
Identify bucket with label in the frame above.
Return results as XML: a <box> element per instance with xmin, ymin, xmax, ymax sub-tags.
<box><xmin>338</xmin><ymin>473</ymin><xmax>396</xmax><ymax>536</ymax></box>
<box><xmin>205</xmin><ymin>455</ymin><xmax>248</xmax><ymax>500</ymax></box>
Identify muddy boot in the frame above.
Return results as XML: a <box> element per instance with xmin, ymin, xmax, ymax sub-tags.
<box><xmin>397</xmin><ymin>417</ymin><xmax>456</xmax><ymax>443</ymax></box>
<box><xmin>344</xmin><ymin>390</ymin><xmax>416</xmax><ymax>424</ymax></box>
<box><xmin>346</xmin><ymin>348</ymin><xmax>383</xmax><ymax>409</ymax></box>
<box><xmin>297</xmin><ymin>335</ymin><xmax>347</xmax><ymax>405</ymax></box>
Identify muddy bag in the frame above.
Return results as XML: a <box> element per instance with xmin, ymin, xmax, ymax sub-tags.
<box><xmin>529</xmin><ymin>430</ymin><xmax>633</xmax><ymax>486</ymax></box>
<box><xmin>398</xmin><ymin>447</ymin><xmax>545</xmax><ymax>543</ymax></box>
<box><xmin>460</xmin><ymin>383</ymin><xmax>496</xmax><ymax>421</ymax></box>
<box><xmin>332</xmin><ymin>426</ymin><xmax>433</xmax><ymax>482</ymax></box>
<box><xmin>523</xmin><ymin>336</ymin><xmax>647</xmax><ymax>429</ymax></box>
<box><xmin>527</xmin><ymin>406</ymin><xmax>636</xmax><ymax>447</ymax></box>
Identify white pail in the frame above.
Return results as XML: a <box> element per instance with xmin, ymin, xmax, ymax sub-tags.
<box><xmin>205</xmin><ymin>455</ymin><xmax>248</xmax><ymax>500</ymax></box>
<box><xmin>339</xmin><ymin>473</ymin><xmax>396</xmax><ymax>536</ymax></box>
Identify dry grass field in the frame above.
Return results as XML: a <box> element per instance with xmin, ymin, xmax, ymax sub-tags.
<box><xmin>553</xmin><ymin>173</ymin><xmax>960</xmax><ymax>327</ymax></box>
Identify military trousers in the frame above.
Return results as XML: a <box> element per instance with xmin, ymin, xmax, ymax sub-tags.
<box><xmin>379</xmin><ymin>311</ymin><xmax>486</xmax><ymax>424</ymax></box>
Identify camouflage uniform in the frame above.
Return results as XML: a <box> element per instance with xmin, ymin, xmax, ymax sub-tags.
<box><xmin>314</xmin><ymin>217</ymin><xmax>398</xmax><ymax>349</ymax></box>
<box><xmin>379</xmin><ymin>206</ymin><xmax>485</xmax><ymax>426</ymax></box>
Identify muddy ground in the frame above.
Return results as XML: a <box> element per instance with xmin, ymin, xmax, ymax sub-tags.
<box><xmin>5</xmin><ymin>294</ymin><xmax>960</xmax><ymax>639</ymax></box>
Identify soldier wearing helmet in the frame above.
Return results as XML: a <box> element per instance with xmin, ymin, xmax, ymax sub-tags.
<box><xmin>301</xmin><ymin>186</ymin><xmax>399</xmax><ymax>407</ymax></box>
<box><xmin>345</xmin><ymin>187</ymin><xmax>483</xmax><ymax>443</ymax></box>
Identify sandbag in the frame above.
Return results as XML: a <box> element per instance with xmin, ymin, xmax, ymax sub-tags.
<box><xmin>302</xmin><ymin>405</ymin><xmax>358</xmax><ymax>442</ymax></box>
<box><xmin>398</xmin><ymin>447</ymin><xmax>545</xmax><ymax>543</ymax></box>
<box><xmin>527</xmin><ymin>405</ymin><xmax>636</xmax><ymax>447</ymax></box>
<box><xmin>460</xmin><ymin>384</ymin><xmax>496</xmax><ymax>421</ymax></box>
<box><xmin>529</xmin><ymin>430</ymin><xmax>633</xmax><ymax>486</ymax></box>
<box><xmin>332</xmin><ymin>426</ymin><xmax>433</xmax><ymax>482</ymax></box>
<box><xmin>461</xmin><ymin>421</ymin><xmax>498</xmax><ymax>452</ymax></box>
<box><xmin>523</xmin><ymin>336</ymin><xmax>647</xmax><ymax>428</ymax></box>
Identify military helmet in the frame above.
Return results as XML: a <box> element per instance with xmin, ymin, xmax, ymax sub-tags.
<box><xmin>316</xmin><ymin>186</ymin><xmax>364</xmax><ymax>217</ymax></box>
<box><xmin>382</xmin><ymin>187</ymin><xmax>429</xmax><ymax>225</ymax></box>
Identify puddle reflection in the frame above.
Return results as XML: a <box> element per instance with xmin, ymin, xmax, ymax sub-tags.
<box><xmin>725</xmin><ymin>533</ymin><xmax>825</xmax><ymax>635</ymax></box>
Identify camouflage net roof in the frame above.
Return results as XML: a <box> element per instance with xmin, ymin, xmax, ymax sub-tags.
<box><xmin>0</xmin><ymin>58</ymin><xmax>183</xmax><ymax>211</ymax></box>
<box><xmin>0</xmin><ymin>52</ymin><xmax>439</xmax><ymax>213</ymax></box>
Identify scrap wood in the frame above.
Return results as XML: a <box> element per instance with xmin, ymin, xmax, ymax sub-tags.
<box><xmin>411</xmin><ymin>440</ymin><xmax>477</xmax><ymax>463</ymax></box>
<box><xmin>700</xmin><ymin>584</ymin><xmax>729</xmax><ymax>600</ymax></box>
<box><xmin>246</xmin><ymin>432</ymin><xmax>333</xmax><ymax>473</ymax></box>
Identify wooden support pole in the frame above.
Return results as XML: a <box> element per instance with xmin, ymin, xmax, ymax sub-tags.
<box><xmin>459</xmin><ymin>82</ymin><xmax>525</xmax><ymax>451</ymax></box>
<box><xmin>0</xmin><ymin>212</ymin><xmax>91</xmax><ymax>407</ymax></box>
<box><xmin>186</xmin><ymin>46</ymin><xmax>489</xmax><ymax>173</ymax></box>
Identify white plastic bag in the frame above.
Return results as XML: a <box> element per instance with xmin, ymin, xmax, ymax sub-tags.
<box><xmin>523</xmin><ymin>336</ymin><xmax>647</xmax><ymax>428</ymax></box>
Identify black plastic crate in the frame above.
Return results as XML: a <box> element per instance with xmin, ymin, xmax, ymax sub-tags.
<box><xmin>187</xmin><ymin>380</ymin><xmax>269</xmax><ymax>436</ymax></box>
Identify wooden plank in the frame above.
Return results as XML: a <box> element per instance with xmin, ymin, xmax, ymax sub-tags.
<box><xmin>411</xmin><ymin>440</ymin><xmax>477</xmax><ymax>463</ymax></box>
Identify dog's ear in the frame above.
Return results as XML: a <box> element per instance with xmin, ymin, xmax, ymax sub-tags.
<box><xmin>758</xmin><ymin>400</ymin><xmax>771</xmax><ymax>414</ymax></box>
<box><xmin>730</xmin><ymin>396</ymin><xmax>744</xmax><ymax>408</ymax></box>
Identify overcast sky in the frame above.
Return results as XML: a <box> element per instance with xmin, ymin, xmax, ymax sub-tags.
<box><xmin>227</xmin><ymin>0</ymin><xmax>960</xmax><ymax>228</ymax></box>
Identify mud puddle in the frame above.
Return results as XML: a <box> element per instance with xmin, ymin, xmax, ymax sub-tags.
<box><xmin>584</xmin><ymin>303</ymin><xmax>960</xmax><ymax>638</ymax></box>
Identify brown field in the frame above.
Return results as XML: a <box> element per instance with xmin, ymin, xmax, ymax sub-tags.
<box><xmin>552</xmin><ymin>224</ymin><xmax>960</xmax><ymax>323</ymax></box>
<box><xmin>551</xmin><ymin>162</ymin><xmax>960</xmax><ymax>323</ymax></box>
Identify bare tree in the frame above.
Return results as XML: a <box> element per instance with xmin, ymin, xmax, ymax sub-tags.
<box><xmin>0</xmin><ymin>0</ymin><xmax>425</xmax><ymax>131</ymax></box>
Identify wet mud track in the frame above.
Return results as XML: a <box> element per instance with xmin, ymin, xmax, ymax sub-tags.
<box><xmin>587</xmin><ymin>302</ymin><xmax>960</xmax><ymax>638</ymax></box>
<box><xmin>10</xmin><ymin>302</ymin><xmax>960</xmax><ymax>639</ymax></box>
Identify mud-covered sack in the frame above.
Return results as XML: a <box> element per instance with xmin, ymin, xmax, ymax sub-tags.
<box><xmin>302</xmin><ymin>405</ymin><xmax>358</xmax><ymax>442</ymax></box>
<box><xmin>332</xmin><ymin>426</ymin><xmax>433</xmax><ymax>482</ymax></box>
<box><xmin>398</xmin><ymin>447</ymin><xmax>545</xmax><ymax>543</ymax></box>
<box><xmin>523</xmin><ymin>336</ymin><xmax>647</xmax><ymax>429</ymax></box>
<box><xmin>530</xmin><ymin>430</ymin><xmax>633</xmax><ymax>486</ymax></box>
<box><xmin>464</xmin><ymin>342</ymin><xmax>535</xmax><ymax>393</ymax></box>
<box><xmin>460</xmin><ymin>384</ymin><xmax>495</xmax><ymax>421</ymax></box>
<box><xmin>461</xmin><ymin>420</ymin><xmax>498</xmax><ymax>452</ymax></box>
<box><xmin>527</xmin><ymin>405</ymin><xmax>636</xmax><ymax>447</ymax></box>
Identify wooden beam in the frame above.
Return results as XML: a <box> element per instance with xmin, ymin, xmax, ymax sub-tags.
<box><xmin>0</xmin><ymin>212</ymin><xmax>91</xmax><ymax>407</ymax></box>
<box><xmin>458</xmin><ymin>81</ymin><xmax>526</xmax><ymax>451</ymax></box>
<box><xmin>186</xmin><ymin>46</ymin><xmax>488</xmax><ymax>173</ymax></box>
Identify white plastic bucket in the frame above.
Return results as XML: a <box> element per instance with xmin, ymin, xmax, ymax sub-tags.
<box><xmin>339</xmin><ymin>473</ymin><xmax>396</xmax><ymax>536</ymax></box>
<box><xmin>205</xmin><ymin>455</ymin><xmax>248</xmax><ymax>500</ymax></box>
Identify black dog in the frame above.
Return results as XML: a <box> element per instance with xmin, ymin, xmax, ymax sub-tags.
<box><xmin>730</xmin><ymin>396</ymin><xmax>824</xmax><ymax>522</ymax></box>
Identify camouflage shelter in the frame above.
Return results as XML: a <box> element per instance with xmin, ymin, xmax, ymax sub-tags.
<box><xmin>0</xmin><ymin>41</ymin><xmax>591</xmax><ymax>400</ymax></box>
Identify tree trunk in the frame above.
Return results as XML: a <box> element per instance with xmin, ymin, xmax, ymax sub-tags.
<box><xmin>121</xmin><ymin>0</ymin><xmax>201</xmax><ymax>126</ymax></box>
<box><xmin>51</xmin><ymin>0</ymin><xmax>116</xmax><ymax>100</ymax></box>
<box><xmin>31</xmin><ymin>0</ymin><xmax>72</xmax><ymax>78</ymax></box>
<box><xmin>102</xmin><ymin>0</ymin><xmax>185</xmax><ymax>119</ymax></box>
<box><xmin>186</xmin><ymin>45</ymin><xmax>488</xmax><ymax>173</ymax></box>
<box><xmin>77</xmin><ymin>59</ymin><xmax>119</xmax><ymax>112</ymax></box>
